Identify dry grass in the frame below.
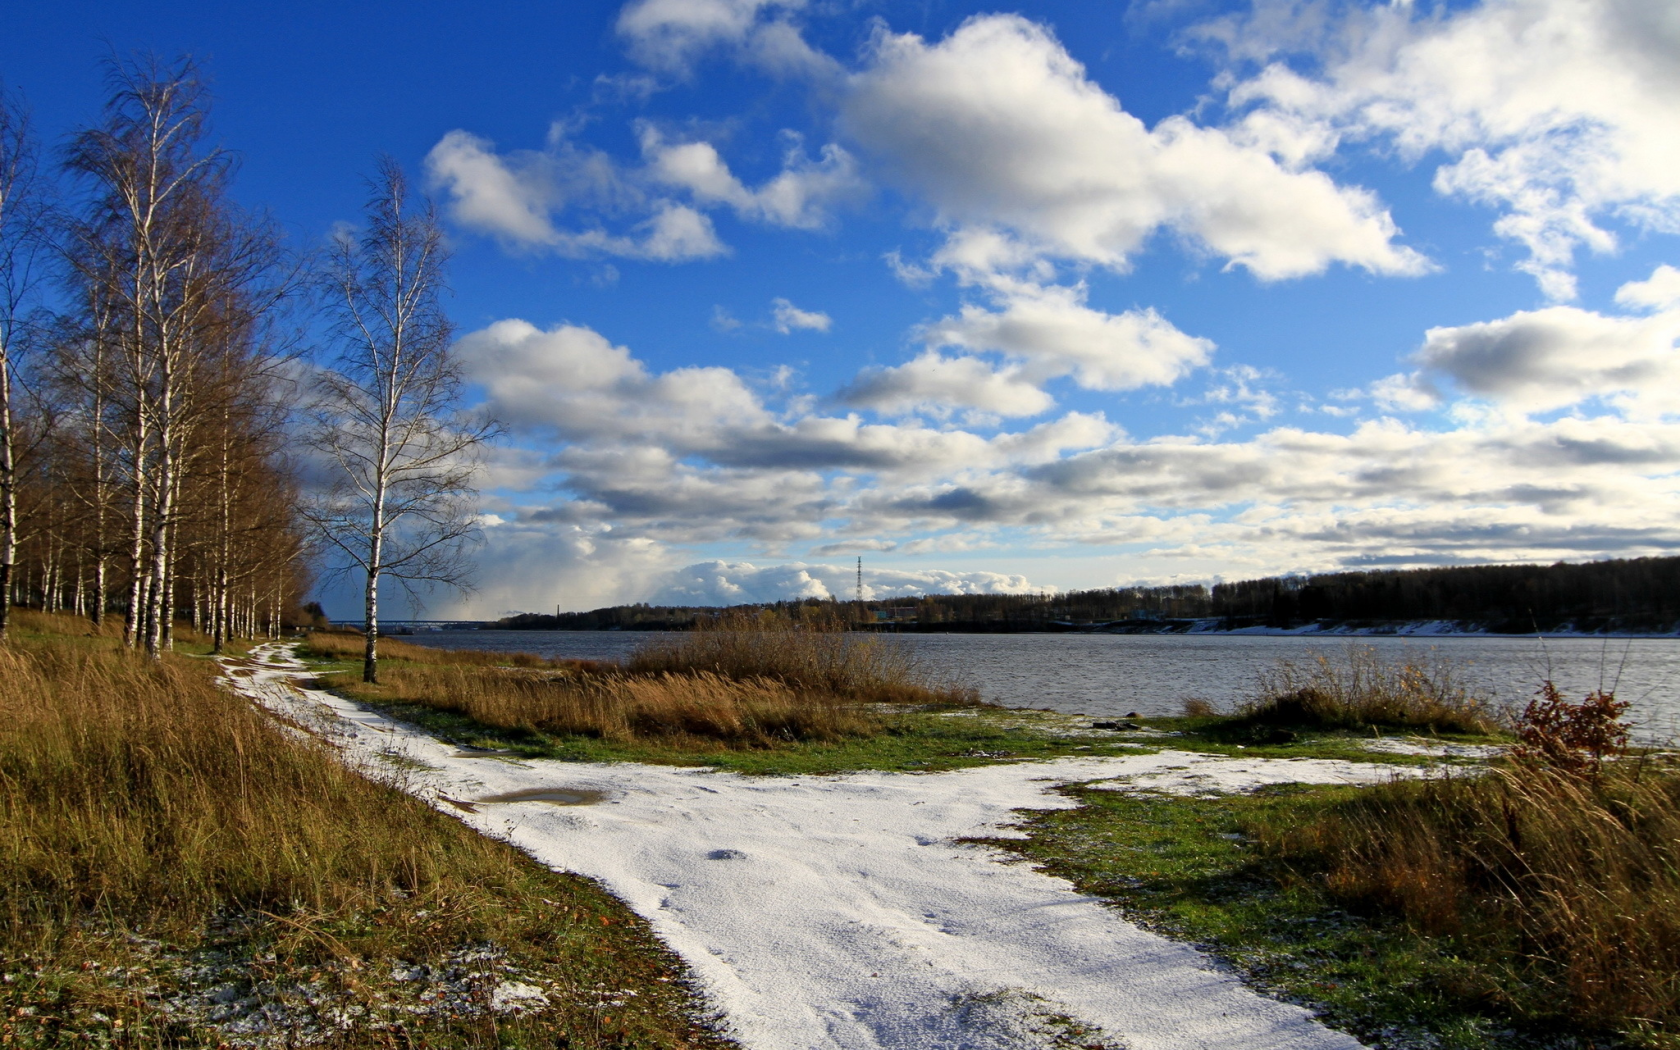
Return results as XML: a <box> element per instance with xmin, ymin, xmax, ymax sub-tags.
<box><xmin>0</xmin><ymin>619</ymin><xmax>728</xmax><ymax>1047</ymax></box>
<box><xmin>329</xmin><ymin>664</ymin><xmax>880</xmax><ymax>747</ymax></box>
<box><xmin>318</xmin><ymin>610</ymin><xmax>978</xmax><ymax>750</ymax></box>
<box><xmin>1260</xmin><ymin>758</ymin><xmax>1680</xmax><ymax>1035</ymax></box>
<box><xmin>8</xmin><ymin>607</ymin><xmax>127</xmax><ymax>641</ymax></box>
<box><xmin>626</xmin><ymin>607</ymin><xmax>976</xmax><ymax>705</ymax></box>
<box><xmin>1241</xmin><ymin>645</ymin><xmax>1498</xmax><ymax>735</ymax></box>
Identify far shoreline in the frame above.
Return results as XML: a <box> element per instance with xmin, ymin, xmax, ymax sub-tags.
<box><xmin>358</xmin><ymin>618</ymin><xmax>1680</xmax><ymax>640</ymax></box>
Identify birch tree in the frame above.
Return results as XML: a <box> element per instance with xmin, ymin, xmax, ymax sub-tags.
<box><xmin>306</xmin><ymin>159</ymin><xmax>492</xmax><ymax>683</ymax></box>
<box><xmin>0</xmin><ymin>86</ymin><xmax>50</xmax><ymax>641</ymax></box>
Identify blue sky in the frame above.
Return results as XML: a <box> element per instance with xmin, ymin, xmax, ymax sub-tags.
<box><xmin>8</xmin><ymin>0</ymin><xmax>1680</xmax><ymax>616</ymax></box>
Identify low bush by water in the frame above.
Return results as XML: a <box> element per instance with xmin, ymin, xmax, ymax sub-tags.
<box><xmin>1236</xmin><ymin>645</ymin><xmax>1498</xmax><ymax>735</ymax></box>
<box><xmin>626</xmin><ymin>607</ymin><xmax>976</xmax><ymax>705</ymax></box>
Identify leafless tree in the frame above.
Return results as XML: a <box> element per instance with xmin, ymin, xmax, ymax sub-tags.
<box><xmin>63</xmin><ymin>56</ymin><xmax>293</xmax><ymax>655</ymax></box>
<box><xmin>306</xmin><ymin>158</ymin><xmax>493</xmax><ymax>683</ymax></box>
<box><xmin>0</xmin><ymin>84</ymin><xmax>53</xmax><ymax>642</ymax></box>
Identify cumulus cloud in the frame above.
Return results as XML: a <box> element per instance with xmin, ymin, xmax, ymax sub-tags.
<box><xmin>840</xmin><ymin>353</ymin><xmax>1053</xmax><ymax>419</ymax></box>
<box><xmin>457</xmin><ymin>319</ymin><xmax>768</xmax><ymax>444</ymax></box>
<box><xmin>425</xmin><ymin>130</ymin><xmax>725</xmax><ymax>260</ymax></box>
<box><xmin>923</xmin><ymin>283</ymin><xmax>1214</xmax><ymax>392</ymax></box>
<box><xmin>840</xmin><ymin>14</ymin><xmax>1427</xmax><ymax>282</ymax></box>
<box><xmin>638</xmin><ymin>201</ymin><xmax>728</xmax><ymax>260</ymax></box>
<box><xmin>648</xmin><ymin>560</ymin><xmax>1040</xmax><ymax>605</ymax></box>
<box><xmin>427</xmin><ymin>121</ymin><xmax>862</xmax><ymax>257</ymax></box>
<box><xmin>1413</xmin><ymin>303</ymin><xmax>1680</xmax><ymax>415</ymax></box>
<box><xmin>444</xmin><ymin>526</ymin><xmax>678</xmax><ymax>619</ymax></box>
<box><xmin>877</xmin><ymin>414</ymin><xmax>1680</xmax><ymax>560</ymax></box>
<box><xmin>770</xmin><ymin>297</ymin><xmax>830</xmax><ymax>333</ymax></box>
<box><xmin>1616</xmin><ymin>264</ymin><xmax>1680</xmax><ymax>312</ymax></box>
<box><xmin>640</xmin><ymin>126</ymin><xmax>865</xmax><ymax>229</ymax></box>
<box><xmin>424</xmin><ymin>130</ymin><xmax>560</xmax><ymax>247</ymax></box>
<box><xmin>455</xmin><ymin>318</ymin><xmax>1125</xmax><ymax>548</ymax></box>
<box><xmin>429</xmin><ymin>304</ymin><xmax>1680</xmax><ymax>617</ymax></box>
<box><xmin>1223</xmin><ymin>0</ymin><xmax>1680</xmax><ymax>298</ymax></box>
<box><xmin>616</xmin><ymin>0</ymin><xmax>839</xmax><ymax>79</ymax></box>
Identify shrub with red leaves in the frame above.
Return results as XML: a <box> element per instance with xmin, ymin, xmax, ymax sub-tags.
<box><xmin>1513</xmin><ymin>681</ymin><xmax>1629</xmax><ymax>775</ymax></box>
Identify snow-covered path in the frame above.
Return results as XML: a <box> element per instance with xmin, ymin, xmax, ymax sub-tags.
<box><xmin>227</xmin><ymin>643</ymin><xmax>1406</xmax><ymax>1050</ymax></box>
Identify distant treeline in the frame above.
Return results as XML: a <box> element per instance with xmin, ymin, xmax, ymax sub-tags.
<box><xmin>496</xmin><ymin>556</ymin><xmax>1680</xmax><ymax>633</ymax></box>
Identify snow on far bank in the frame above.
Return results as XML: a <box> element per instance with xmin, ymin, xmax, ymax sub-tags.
<box><xmin>1182</xmin><ymin>618</ymin><xmax>1680</xmax><ymax>638</ymax></box>
<box><xmin>227</xmin><ymin>645</ymin><xmax>1399</xmax><ymax>1050</ymax></box>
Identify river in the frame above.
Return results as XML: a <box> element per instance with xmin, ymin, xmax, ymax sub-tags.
<box><xmin>398</xmin><ymin>629</ymin><xmax>1680</xmax><ymax>743</ymax></box>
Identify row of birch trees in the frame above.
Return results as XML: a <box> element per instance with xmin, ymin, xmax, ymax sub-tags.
<box><xmin>1</xmin><ymin>56</ymin><xmax>492</xmax><ymax>678</ymax></box>
<box><xmin>0</xmin><ymin>60</ymin><xmax>309</xmax><ymax>653</ymax></box>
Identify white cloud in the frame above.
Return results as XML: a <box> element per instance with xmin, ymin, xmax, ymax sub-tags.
<box><xmin>1413</xmin><ymin>303</ymin><xmax>1680</xmax><ymax>415</ymax></box>
<box><xmin>444</xmin><ymin>526</ymin><xmax>679</xmax><ymax>619</ymax></box>
<box><xmin>458</xmin><ymin>319</ymin><xmax>768</xmax><ymax>444</ymax></box>
<box><xmin>897</xmin><ymin>414</ymin><xmax>1680</xmax><ymax>554</ymax></box>
<box><xmin>617</xmin><ymin>0</ymin><xmax>795</xmax><ymax>69</ymax></box>
<box><xmin>648</xmin><ymin>560</ymin><xmax>1040</xmax><ymax>605</ymax></box>
<box><xmin>616</xmin><ymin>0</ymin><xmax>839</xmax><ymax>79</ymax></box>
<box><xmin>1225</xmin><ymin>0</ymin><xmax>1680</xmax><ymax>298</ymax></box>
<box><xmin>456</xmin><ymin>317</ymin><xmax>1118</xmax><ymax>490</ymax></box>
<box><xmin>1616</xmin><ymin>264</ymin><xmax>1680</xmax><ymax>312</ymax></box>
<box><xmin>640</xmin><ymin>126</ymin><xmax>865</xmax><ymax>230</ymax></box>
<box><xmin>840</xmin><ymin>352</ymin><xmax>1054</xmax><ymax>419</ymax></box>
<box><xmin>770</xmin><ymin>297</ymin><xmax>830</xmax><ymax>333</ymax></box>
<box><xmin>425</xmin><ymin>130</ymin><xmax>725</xmax><ymax>261</ymax></box>
<box><xmin>424</xmin><ymin>130</ymin><xmax>560</xmax><ymax>247</ymax></box>
<box><xmin>1367</xmin><ymin>372</ymin><xmax>1440</xmax><ymax>414</ymax></box>
<box><xmin>841</xmin><ymin>14</ymin><xmax>1427</xmax><ymax>282</ymax></box>
<box><xmin>427</xmin><ymin>122</ymin><xmax>862</xmax><ymax>258</ymax></box>
<box><xmin>638</xmin><ymin>201</ymin><xmax>728</xmax><ymax>260</ymax></box>
<box><xmin>924</xmin><ymin>283</ymin><xmax>1215</xmax><ymax>392</ymax></box>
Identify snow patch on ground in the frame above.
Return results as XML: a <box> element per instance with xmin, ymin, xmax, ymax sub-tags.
<box><xmin>1362</xmin><ymin>738</ymin><xmax>1506</xmax><ymax>760</ymax></box>
<box><xmin>224</xmin><ymin>644</ymin><xmax>1408</xmax><ymax>1050</ymax></box>
<box><xmin>1087</xmin><ymin>755</ymin><xmax>1417</xmax><ymax>798</ymax></box>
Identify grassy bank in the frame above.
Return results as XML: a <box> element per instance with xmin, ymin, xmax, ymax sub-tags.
<box><xmin>302</xmin><ymin>618</ymin><xmax>1179</xmax><ymax>775</ymax></box>
<box><xmin>305</xmin><ymin>625</ymin><xmax>1515</xmax><ymax>775</ymax></box>
<box><xmin>0</xmin><ymin>612</ymin><xmax>731</xmax><ymax>1049</ymax></box>
<box><xmin>997</xmin><ymin>670</ymin><xmax>1675</xmax><ymax>1049</ymax></box>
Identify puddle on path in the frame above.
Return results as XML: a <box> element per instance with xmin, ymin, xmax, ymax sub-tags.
<box><xmin>477</xmin><ymin>787</ymin><xmax>606</xmax><ymax>807</ymax></box>
<box><xmin>450</xmin><ymin>748</ymin><xmax>522</xmax><ymax>759</ymax></box>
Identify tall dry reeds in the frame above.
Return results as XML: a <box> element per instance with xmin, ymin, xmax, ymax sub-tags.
<box><xmin>334</xmin><ymin>664</ymin><xmax>877</xmax><ymax>746</ymax></box>
<box><xmin>0</xmin><ymin>623</ymin><xmax>724</xmax><ymax>1046</ymax></box>
<box><xmin>0</xmin><ymin>643</ymin><xmax>503</xmax><ymax>931</ymax></box>
<box><xmin>1242</xmin><ymin>645</ymin><xmax>1496</xmax><ymax>734</ymax></box>
<box><xmin>626</xmin><ymin>607</ymin><xmax>974</xmax><ymax>705</ymax></box>
<box><xmin>1261</xmin><ymin>759</ymin><xmax>1680</xmax><ymax>1032</ymax></box>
